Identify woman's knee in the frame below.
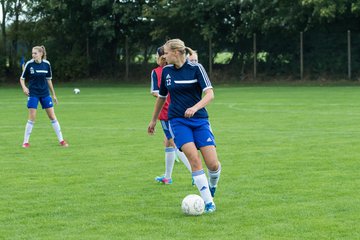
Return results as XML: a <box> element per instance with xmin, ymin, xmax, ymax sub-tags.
<box><xmin>207</xmin><ymin>161</ymin><xmax>219</xmax><ymax>171</ymax></box>
<box><xmin>28</xmin><ymin>110</ymin><xmax>37</xmax><ymax>121</ymax></box>
<box><xmin>46</xmin><ymin>108</ymin><xmax>56</xmax><ymax>120</ymax></box>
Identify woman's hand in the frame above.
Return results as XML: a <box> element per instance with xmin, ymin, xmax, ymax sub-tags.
<box><xmin>22</xmin><ymin>87</ymin><xmax>29</xmax><ymax>96</ymax></box>
<box><xmin>184</xmin><ymin>106</ymin><xmax>199</xmax><ymax>118</ymax></box>
<box><xmin>53</xmin><ymin>95</ymin><xmax>58</xmax><ymax>104</ymax></box>
<box><xmin>148</xmin><ymin>120</ymin><xmax>157</xmax><ymax>135</ymax></box>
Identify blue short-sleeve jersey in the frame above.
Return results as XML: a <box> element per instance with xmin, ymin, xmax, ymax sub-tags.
<box><xmin>21</xmin><ymin>59</ymin><xmax>52</xmax><ymax>97</ymax></box>
<box><xmin>159</xmin><ymin>60</ymin><xmax>213</xmax><ymax>119</ymax></box>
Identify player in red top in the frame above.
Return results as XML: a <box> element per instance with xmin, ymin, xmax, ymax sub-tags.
<box><xmin>150</xmin><ymin>46</ymin><xmax>191</xmax><ymax>184</ymax></box>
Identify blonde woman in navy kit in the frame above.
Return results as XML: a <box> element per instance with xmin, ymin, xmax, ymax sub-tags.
<box><xmin>151</xmin><ymin>46</ymin><xmax>192</xmax><ymax>184</ymax></box>
<box><xmin>148</xmin><ymin>39</ymin><xmax>221</xmax><ymax>213</ymax></box>
<box><xmin>20</xmin><ymin>45</ymin><xmax>68</xmax><ymax>148</ymax></box>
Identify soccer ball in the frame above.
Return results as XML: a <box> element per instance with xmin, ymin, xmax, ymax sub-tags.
<box><xmin>73</xmin><ymin>88</ymin><xmax>80</xmax><ymax>94</ymax></box>
<box><xmin>181</xmin><ymin>194</ymin><xmax>205</xmax><ymax>216</ymax></box>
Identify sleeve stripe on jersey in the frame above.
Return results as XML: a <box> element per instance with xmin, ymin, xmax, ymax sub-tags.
<box><xmin>174</xmin><ymin>79</ymin><xmax>198</xmax><ymax>84</ymax></box>
<box><xmin>20</xmin><ymin>59</ymin><xmax>34</xmax><ymax>80</ymax></box>
<box><xmin>202</xmin><ymin>86</ymin><xmax>213</xmax><ymax>92</ymax></box>
<box><xmin>198</xmin><ymin>64</ymin><xmax>211</xmax><ymax>87</ymax></box>
<box><xmin>36</xmin><ymin>70</ymin><xmax>48</xmax><ymax>73</ymax></box>
<box><xmin>158</xmin><ymin>94</ymin><xmax>167</xmax><ymax>98</ymax></box>
<box><xmin>21</xmin><ymin>59</ymin><xmax>34</xmax><ymax>79</ymax></box>
<box><xmin>150</xmin><ymin>70</ymin><xmax>156</xmax><ymax>93</ymax></box>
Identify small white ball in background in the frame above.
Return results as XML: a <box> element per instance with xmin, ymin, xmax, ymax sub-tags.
<box><xmin>181</xmin><ymin>194</ymin><xmax>205</xmax><ymax>216</ymax></box>
<box><xmin>73</xmin><ymin>88</ymin><xmax>80</xmax><ymax>94</ymax></box>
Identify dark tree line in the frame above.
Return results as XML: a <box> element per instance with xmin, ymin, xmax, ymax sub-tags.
<box><xmin>1</xmin><ymin>0</ymin><xmax>360</xmax><ymax>82</ymax></box>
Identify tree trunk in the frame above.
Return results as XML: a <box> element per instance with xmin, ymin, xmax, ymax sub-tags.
<box><xmin>11</xmin><ymin>0</ymin><xmax>21</xmax><ymax>68</ymax></box>
<box><xmin>125</xmin><ymin>35</ymin><xmax>129</xmax><ymax>81</ymax></box>
<box><xmin>1</xmin><ymin>0</ymin><xmax>7</xmax><ymax>56</ymax></box>
<box><xmin>208</xmin><ymin>38</ymin><xmax>212</xmax><ymax>79</ymax></box>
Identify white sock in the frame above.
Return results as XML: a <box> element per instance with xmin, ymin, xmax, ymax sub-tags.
<box><xmin>164</xmin><ymin>147</ymin><xmax>175</xmax><ymax>179</ymax></box>
<box><xmin>51</xmin><ymin>120</ymin><xmax>64</xmax><ymax>142</ymax></box>
<box><xmin>176</xmin><ymin>149</ymin><xmax>192</xmax><ymax>173</ymax></box>
<box><xmin>23</xmin><ymin>120</ymin><xmax>34</xmax><ymax>144</ymax></box>
<box><xmin>193</xmin><ymin>169</ymin><xmax>213</xmax><ymax>204</ymax></box>
<box><xmin>208</xmin><ymin>162</ymin><xmax>221</xmax><ymax>188</ymax></box>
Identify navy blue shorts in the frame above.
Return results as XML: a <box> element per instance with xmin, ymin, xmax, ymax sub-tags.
<box><xmin>160</xmin><ymin>120</ymin><xmax>172</xmax><ymax>140</ymax></box>
<box><xmin>169</xmin><ymin>118</ymin><xmax>216</xmax><ymax>150</ymax></box>
<box><xmin>27</xmin><ymin>96</ymin><xmax>54</xmax><ymax>109</ymax></box>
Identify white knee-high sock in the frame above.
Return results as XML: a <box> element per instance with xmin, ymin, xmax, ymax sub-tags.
<box><xmin>23</xmin><ymin>120</ymin><xmax>34</xmax><ymax>144</ymax></box>
<box><xmin>51</xmin><ymin>120</ymin><xmax>64</xmax><ymax>142</ymax></box>
<box><xmin>193</xmin><ymin>169</ymin><xmax>213</xmax><ymax>204</ymax></box>
<box><xmin>164</xmin><ymin>147</ymin><xmax>175</xmax><ymax>179</ymax></box>
<box><xmin>208</xmin><ymin>162</ymin><xmax>221</xmax><ymax>188</ymax></box>
<box><xmin>176</xmin><ymin>149</ymin><xmax>192</xmax><ymax>173</ymax></box>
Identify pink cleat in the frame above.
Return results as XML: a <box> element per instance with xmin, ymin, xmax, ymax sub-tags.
<box><xmin>155</xmin><ymin>176</ymin><xmax>173</xmax><ymax>184</ymax></box>
<box><xmin>22</xmin><ymin>143</ymin><xmax>30</xmax><ymax>148</ymax></box>
<box><xmin>60</xmin><ymin>140</ymin><xmax>69</xmax><ymax>147</ymax></box>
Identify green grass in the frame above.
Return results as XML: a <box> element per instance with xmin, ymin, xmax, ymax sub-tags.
<box><xmin>0</xmin><ymin>86</ymin><xmax>359</xmax><ymax>239</ymax></box>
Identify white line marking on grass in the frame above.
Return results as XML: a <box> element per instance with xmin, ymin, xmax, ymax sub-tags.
<box><xmin>213</xmin><ymin>103</ymin><xmax>360</xmax><ymax>115</ymax></box>
<box><xmin>0</xmin><ymin>125</ymin><xmax>143</xmax><ymax>131</ymax></box>
<box><xmin>214</xmin><ymin>102</ymin><xmax>360</xmax><ymax>107</ymax></box>
<box><xmin>0</xmin><ymin>101</ymin><xmax>183</xmax><ymax>105</ymax></box>
<box><xmin>1</xmin><ymin>125</ymin><xmax>359</xmax><ymax>135</ymax></box>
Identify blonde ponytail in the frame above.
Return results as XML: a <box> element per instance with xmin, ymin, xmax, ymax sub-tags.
<box><xmin>185</xmin><ymin>47</ymin><xmax>195</xmax><ymax>57</ymax></box>
<box><xmin>33</xmin><ymin>45</ymin><xmax>47</xmax><ymax>60</ymax></box>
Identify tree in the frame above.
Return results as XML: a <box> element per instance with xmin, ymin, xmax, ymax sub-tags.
<box><xmin>0</xmin><ymin>0</ymin><xmax>11</xmax><ymax>70</ymax></box>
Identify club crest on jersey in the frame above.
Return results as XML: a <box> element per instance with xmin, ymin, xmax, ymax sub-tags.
<box><xmin>30</xmin><ymin>67</ymin><xmax>34</xmax><ymax>74</ymax></box>
<box><xmin>166</xmin><ymin>74</ymin><xmax>171</xmax><ymax>86</ymax></box>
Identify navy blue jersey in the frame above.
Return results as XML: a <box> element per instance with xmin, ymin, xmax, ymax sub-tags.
<box><xmin>159</xmin><ymin>60</ymin><xmax>212</xmax><ymax>119</ymax></box>
<box><xmin>21</xmin><ymin>59</ymin><xmax>52</xmax><ymax>97</ymax></box>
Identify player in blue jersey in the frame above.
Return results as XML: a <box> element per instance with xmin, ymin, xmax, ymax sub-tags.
<box><xmin>148</xmin><ymin>39</ymin><xmax>221</xmax><ymax>213</ymax></box>
<box><xmin>151</xmin><ymin>46</ymin><xmax>192</xmax><ymax>184</ymax></box>
<box><xmin>20</xmin><ymin>45</ymin><xmax>68</xmax><ymax>148</ymax></box>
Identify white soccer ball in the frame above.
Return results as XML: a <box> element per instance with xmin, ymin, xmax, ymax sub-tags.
<box><xmin>181</xmin><ymin>194</ymin><xmax>205</xmax><ymax>216</ymax></box>
<box><xmin>73</xmin><ymin>88</ymin><xmax>80</xmax><ymax>94</ymax></box>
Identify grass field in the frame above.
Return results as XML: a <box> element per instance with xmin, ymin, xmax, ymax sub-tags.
<box><xmin>0</xmin><ymin>85</ymin><xmax>359</xmax><ymax>239</ymax></box>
